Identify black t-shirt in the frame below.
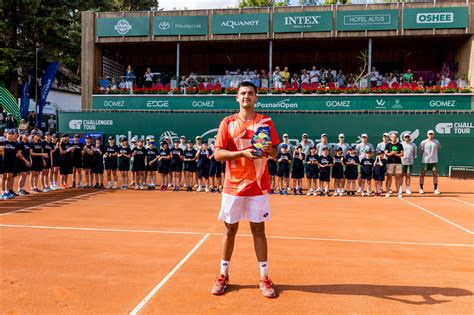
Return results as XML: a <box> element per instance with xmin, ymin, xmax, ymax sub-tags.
<box><xmin>104</xmin><ymin>144</ymin><xmax>118</xmax><ymax>161</ymax></box>
<box><xmin>61</xmin><ymin>142</ymin><xmax>73</xmax><ymax>162</ymax></box>
<box><xmin>373</xmin><ymin>157</ymin><xmax>387</xmax><ymax>176</ymax></box>
<box><xmin>184</xmin><ymin>149</ymin><xmax>197</xmax><ymax>160</ymax></box>
<box><xmin>385</xmin><ymin>142</ymin><xmax>404</xmax><ymax>164</ymax></box>
<box><xmin>72</xmin><ymin>142</ymin><xmax>84</xmax><ymax>162</ymax></box>
<box><xmin>3</xmin><ymin>141</ymin><xmax>20</xmax><ymax>164</ymax></box>
<box><xmin>197</xmin><ymin>148</ymin><xmax>211</xmax><ymax>168</ymax></box>
<box><xmin>132</xmin><ymin>147</ymin><xmax>147</xmax><ymax>163</ymax></box>
<box><xmin>333</xmin><ymin>155</ymin><xmax>344</xmax><ymax>165</ymax></box>
<box><xmin>83</xmin><ymin>143</ymin><xmax>94</xmax><ymax>161</ymax></box>
<box><xmin>31</xmin><ymin>141</ymin><xmax>43</xmax><ymax>158</ymax></box>
<box><xmin>118</xmin><ymin>146</ymin><xmax>131</xmax><ymax>164</ymax></box>
<box><xmin>277</xmin><ymin>152</ymin><xmax>292</xmax><ymax>169</ymax></box>
<box><xmin>305</xmin><ymin>153</ymin><xmax>319</xmax><ymax>171</ymax></box>
<box><xmin>42</xmin><ymin>141</ymin><xmax>54</xmax><ymax>159</ymax></box>
<box><xmin>361</xmin><ymin>157</ymin><xmax>375</xmax><ymax>174</ymax></box>
<box><xmin>318</xmin><ymin>155</ymin><xmax>333</xmax><ymax>173</ymax></box>
<box><xmin>19</xmin><ymin>141</ymin><xmax>31</xmax><ymax>161</ymax></box>
<box><xmin>344</xmin><ymin>154</ymin><xmax>359</xmax><ymax>169</ymax></box>
<box><xmin>171</xmin><ymin>147</ymin><xmax>183</xmax><ymax>163</ymax></box>
<box><xmin>146</xmin><ymin>147</ymin><xmax>159</xmax><ymax>164</ymax></box>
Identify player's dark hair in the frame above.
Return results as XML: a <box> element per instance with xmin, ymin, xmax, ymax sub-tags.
<box><xmin>237</xmin><ymin>81</ymin><xmax>257</xmax><ymax>94</ymax></box>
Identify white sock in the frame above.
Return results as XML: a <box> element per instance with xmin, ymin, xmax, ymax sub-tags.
<box><xmin>114</xmin><ymin>181</ymin><xmax>117</xmax><ymax>187</ymax></box>
<box><xmin>259</xmin><ymin>261</ymin><xmax>268</xmax><ymax>279</ymax></box>
<box><xmin>107</xmin><ymin>181</ymin><xmax>111</xmax><ymax>187</ymax></box>
<box><xmin>220</xmin><ymin>260</ymin><xmax>230</xmax><ymax>276</ymax></box>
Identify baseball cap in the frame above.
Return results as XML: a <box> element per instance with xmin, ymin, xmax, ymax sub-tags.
<box><xmin>302</xmin><ymin>133</ymin><xmax>308</xmax><ymax>138</ymax></box>
<box><xmin>44</xmin><ymin>132</ymin><xmax>51</xmax><ymax>136</ymax></box>
<box><xmin>321</xmin><ymin>133</ymin><xmax>327</xmax><ymax>137</ymax></box>
<box><xmin>146</xmin><ymin>136</ymin><xmax>154</xmax><ymax>141</ymax></box>
<box><xmin>63</xmin><ymin>133</ymin><xmax>70</xmax><ymax>138</ymax></box>
<box><xmin>195</xmin><ymin>136</ymin><xmax>201</xmax><ymax>140</ymax></box>
<box><xmin>94</xmin><ymin>137</ymin><xmax>101</xmax><ymax>141</ymax></box>
<box><xmin>165</xmin><ymin>136</ymin><xmax>170</xmax><ymax>140</ymax></box>
<box><xmin>180</xmin><ymin>135</ymin><xmax>186</xmax><ymax>139</ymax></box>
<box><xmin>310</xmin><ymin>146</ymin><xmax>316</xmax><ymax>150</ymax></box>
<box><xmin>85</xmin><ymin>135</ymin><xmax>91</xmax><ymax>139</ymax></box>
<box><xmin>322</xmin><ymin>146</ymin><xmax>329</xmax><ymax>151</ymax></box>
<box><xmin>281</xmin><ymin>143</ymin><xmax>288</xmax><ymax>149</ymax></box>
<box><xmin>296</xmin><ymin>144</ymin><xmax>302</xmax><ymax>149</ymax></box>
<box><xmin>74</xmin><ymin>134</ymin><xmax>80</xmax><ymax>138</ymax></box>
<box><xmin>20</xmin><ymin>130</ymin><xmax>29</xmax><ymax>135</ymax></box>
<box><xmin>383</xmin><ymin>132</ymin><xmax>389</xmax><ymax>137</ymax></box>
<box><xmin>377</xmin><ymin>150</ymin><xmax>384</xmax><ymax>155</ymax></box>
<box><xmin>52</xmin><ymin>133</ymin><xmax>58</xmax><ymax>138</ymax></box>
<box><xmin>335</xmin><ymin>146</ymin><xmax>342</xmax><ymax>151</ymax></box>
<box><xmin>131</xmin><ymin>136</ymin><xmax>138</xmax><ymax>142</ymax></box>
<box><xmin>120</xmin><ymin>137</ymin><xmax>127</xmax><ymax>142</ymax></box>
<box><xmin>366</xmin><ymin>149</ymin><xmax>372</xmax><ymax>153</ymax></box>
<box><xmin>137</xmin><ymin>138</ymin><xmax>144</xmax><ymax>142</ymax></box>
<box><xmin>361</xmin><ymin>133</ymin><xmax>368</xmax><ymax>138</ymax></box>
<box><xmin>427</xmin><ymin>130</ymin><xmax>435</xmax><ymax>135</ymax></box>
<box><xmin>338</xmin><ymin>133</ymin><xmax>345</xmax><ymax>138</ymax></box>
<box><xmin>282</xmin><ymin>133</ymin><xmax>288</xmax><ymax>137</ymax></box>
<box><xmin>348</xmin><ymin>145</ymin><xmax>355</xmax><ymax>150</ymax></box>
<box><xmin>187</xmin><ymin>140</ymin><xmax>193</xmax><ymax>144</ymax></box>
<box><xmin>108</xmin><ymin>136</ymin><xmax>114</xmax><ymax>140</ymax></box>
<box><xmin>174</xmin><ymin>139</ymin><xmax>179</xmax><ymax>143</ymax></box>
<box><xmin>402</xmin><ymin>133</ymin><xmax>411</xmax><ymax>138</ymax></box>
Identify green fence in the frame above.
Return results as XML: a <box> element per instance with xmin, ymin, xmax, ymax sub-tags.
<box><xmin>58</xmin><ymin>112</ymin><xmax>474</xmax><ymax>176</ymax></box>
<box><xmin>91</xmin><ymin>94</ymin><xmax>473</xmax><ymax>111</ymax></box>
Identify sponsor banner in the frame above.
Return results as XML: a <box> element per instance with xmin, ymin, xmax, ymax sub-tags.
<box><xmin>449</xmin><ymin>166</ymin><xmax>474</xmax><ymax>179</ymax></box>
<box><xmin>212</xmin><ymin>13</ymin><xmax>269</xmax><ymax>34</ymax></box>
<box><xmin>58</xmin><ymin>112</ymin><xmax>474</xmax><ymax>176</ymax></box>
<box><xmin>273</xmin><ymin>11</ymin><xmax>332</xmax><ymax>33</ymax></box>
<box><xmin>91</xmin><ymin>95</ymin><xmax>473</xmax><ymax>111</ymax></box>
<box><xmin>96</xmin><ymin>17</ymin><xmax>149</xmax><ymax>37</ymax></box>
<box><xmin>336</xmin><ymin>10</ymin><xmax>398</xmax><ymax>31</ymax></box>
<box><xmin>403</xmin><ymin>7</ymin><xmax>468</xmax><ymax>30</ymax></box>
<box><xmin>153</xmin><ymin>16</ymin><xmax>208</xmax><ymax>36</ymax></box>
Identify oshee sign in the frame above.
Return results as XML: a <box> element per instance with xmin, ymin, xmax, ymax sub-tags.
<box><xmin>96</xmin><ymin>17</ymin><xmax>149</xmax><ymax>37</ymax></box>
<box><xmin>153</xmin><ymin>16</ymin><xmax>208</xmax><ymax>36</ymax></box>
<box><xmin>58</xmin><ymin>112</ymin><xmax>474</xmax><ymax>176</ymax></box>
<box><xmin>212</xmin><ymin>14</ymin><xmax>269</xmax><ymax>34</ymax></box>
<box><xmin>92</xmin><ymin>95</ymin><xmax>472</xmax><ymax>111</ymax></box>
<box><xmin>403</xmin><ymin>7</ymin><xmax>468</xmax><ymax>30</ymax></box>
<box><xmin>273</xmin><ymin>11</ymin><xmax>332</xmax><ymax>33</ymax></box>
<box><xmin>336</xmin><ymin>10</ymin><xmax>398</xmax><ymax>31</ymax></box>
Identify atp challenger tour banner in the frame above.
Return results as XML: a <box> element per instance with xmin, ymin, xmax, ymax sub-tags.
<box><xmin>91</xmin><ymin>95</ymin><xmax>473</xmax><ymax>111</ymax></box>
<box><xmin>403</xmin><ymin>7</ymin><xmax>468</xmax><ymax>30</ymax></box>
<box><xmin>58</xmin><ymin>112</ymin><xmax>474</xmax><ymax>176</ymax></box>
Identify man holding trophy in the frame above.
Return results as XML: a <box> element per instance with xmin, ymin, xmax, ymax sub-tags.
<box><xmin>211</xmin><ymin>81</ymin><xmax>280</xmax><ymax>298</ymax></box>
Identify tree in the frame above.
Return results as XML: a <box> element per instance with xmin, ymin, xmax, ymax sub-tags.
<box><xmin>239</xmin><ymin>0</ymin><xmax>289</xmax><ymax>8</ymax></box>
<box><xmin>0</xmin><ymin>0</ymin><xmax>158</xmax><ymax>97</ymax></box>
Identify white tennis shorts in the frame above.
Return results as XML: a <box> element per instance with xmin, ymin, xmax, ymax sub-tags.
<box><xmin>218</xmin><ymin>193</ymin><xmax>271</xmax><ymax>224</ymax></box>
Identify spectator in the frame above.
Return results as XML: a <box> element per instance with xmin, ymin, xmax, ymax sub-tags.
<box><xmin>291</xmin><ymin>73</ymin><xmax>300</xmax><ymax>88</ymax></box>
<box><xmin>98</xmin><ymin>76</ymin><xmax>110</xmax><ymax>91</ymax></box>
<box><xmin>300</xmin><ymin>133</ymin><xmax>311</xmax><ymax>156</ymax></box>
<box><xmin>260</xmin><ymin>69</ymin><xmax>268</xmax><ymax>80</ymax></box>
<box><xmin>5</xmin><ymin>114</ymin><xmax>15</xmax><ymax>129</ymax></box>
<box><xmin>27</xmin><ymin>111</ymin><xmax>37</xmax><ymax>129</ymax></box>
<box><xmin>316</xmin><ymin>133</ymin><xmax>330</xmax><ymax>156</ymax></box>
<box><xmin>125</xmin><ymin>65</ymin><xmax>135</xmax><ymax>91</ymax></box>
<box><xmin>319</xmin><ymin>67</ymin><xmax>327</xmax><ymax>85</ymax></box>
<box><xmin>388</xmin><ymin>73</ymin><xmax>398</xmax><ymax>86</ymax></box>
<box><xmin>251</xmin><ymin>70</ymin><xmax>261</xmax><ymax>88</ymax></box>
<box><xmin>273</xmin><ymin>66</ymin><xmax>282</xmax><ymax>89</ymax></box>
<box><xmin>440</xmin><ymin>75</ymin><xmax>451</xmax><ymax>87</ymax></box>
<box><xmin>281</xmin><ymin>66</ymin><xmax>290</xmax><ymax>86</ymax></box>
<box><xmin>370</xmin><ymin>66</ymin><xmax>379</xmax><ymax>87</ymax></box>
<box><xmin>47</xmin><ymin>115</ymin><xmax>56</xmax><ymax>134</ymax></box>
<box><xmin>179</xmin><ymin>75</ymin><xmax>188</xmax><ymax>91</ymax></box>
<box><xmin>18</xmin><ymin>119</ymin><xmax>29</xmax><ymax>133</ymax></box>
<box><xmin>222</xmin><ymin>70</ymin><xmax>232</xmax><ymax>89</ymax></box>
<box><xmin>309</xmin><ymin>66</ymin><xmax>319</xmax><ymax>84</ymax></box>
<box><xmin>417</xmin><ymin>77</ymin><xmax>425</xmax><ymax>88</ymax></box>
<box><xmin>278</xmin><ymin>133</ymin><xmax>293</xmax><ymax>154</ymax></box>
<box><xmin>300</xmin><ymin>70</ymin><xmax>310</xmax><ymax>86</ymax></box>
<box><xmin>402</xmin><ymin>69</ymin><xmax>414</xmax><ymax>83</ymax></box>
<box><xmin>242</xmin><ymin>69</ymin><xmax>251</xmax><ymax>83</ymax></box>
<box><xmin>347</xmin><ymin>73</ymin><xmax>356</xmax><ymax>87</ymax></box>
<box><xmin>327</xmin><ymin>68</ymin><xmax>334</xmax><ymax>83</ymax></box>
<box><xmin>110</xmin><ymin>78</ymin><xmax>118</xmax><ymax>91</ymax></box>
<box><xmin>143</xmin><ymin>68</ymin><xmax>159</xmax><ymax>89</ymax></box>
<box><xmin>336</xmin><ymin>70</ymin><xmax>346</xmax><ymax>87</ymax></box>
<box><xmin>118</xmin><ymin>78</ymin><xmax>127</xmax><ymax>90</ymax></box>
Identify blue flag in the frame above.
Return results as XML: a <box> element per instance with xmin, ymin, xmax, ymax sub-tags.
<box><xmin>37</xmin><ymin>62</ymin><xmax>59</xmax><ymax>126</ymax></box>
<box><xmin>20</xmin><ymin>75</ymin><xmax>31</xmax><ymax>119</ymax></box>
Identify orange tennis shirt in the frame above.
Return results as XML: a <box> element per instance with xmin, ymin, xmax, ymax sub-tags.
<box><xmin>215</xmin><ymin>113</ymin><xmax>280</xmax><ymax>196</ymax></box>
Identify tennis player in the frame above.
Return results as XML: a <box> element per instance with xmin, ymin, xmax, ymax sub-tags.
<box><xmin>212</xmin><ymin>81</ymin><xmax>280</xmax><ymax>298</ymax></box>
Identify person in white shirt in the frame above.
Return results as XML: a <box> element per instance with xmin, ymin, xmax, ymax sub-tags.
<box><xmin>370</xmin><ymin>67</ymin><xmax>379</xmax><ymax>88</ymax></box>
<box><xmin>300</xmin><ymin>70</ymin><xmax>310</xmax><ymax>85</ymax></box>
<box><xmin>419</xmin><ymin>130</ymin><xmax>441</xmax><ymax>194</ymax></box>
<box><xmin>440</xmin><ymin>75</ymin><xmax>451</xmax><ymax>87</ymax></box>
<box><xmin>309</xmin><ymin>66</ymin><xmax>319</xmax><ymax>84</ymax></box>
<box><xmin>401</xmin><ymin>133</ymin><xmax>417</xmax><ymax>194</ymax></box>
<box><xmin>273</xmin><ymin>67</ymin><xmax>282</xmax><ymax>89</ymax></box>
<box><xmin>242</xmin><ymin>70</ymin><xmax>251</xmax><ymax>83</ymax></box>
<box><xmin>251</xmin><ymin>70</ymin><xmax>261</xmax><ymax>88</ymax></box>
<box><xmin>222</xmin><ymin>70</ymin><xmax>232</xmax><ymax>89</ymax></box>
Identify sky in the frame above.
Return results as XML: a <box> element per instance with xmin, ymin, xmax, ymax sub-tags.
<box><xmin>158</xmin><ymin>0</ymin><xmax>302</xmax><ymax>11</ymax></box>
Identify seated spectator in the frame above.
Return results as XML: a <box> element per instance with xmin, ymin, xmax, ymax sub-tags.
<box><xmin>439</xmin><ymin>75</ymin><xmax>451</xmax><ymax>87</ymax></box>
<box><xmin>222</xmin><ymin>70</ymin><xmax>232</xmax><ymax>89</ymax></box>
<box><xmin>370</xmin><ymin>66</ymin><xmax>379</xmax><ymax>87</ymax></box>
<box><xmin>319</xmin><ymin>67</ymin><xmax>328</xmax><ymax>85</ymax></box>
<box><xmin>260</xmin><ymin>69</ymin><xmax>268</xmax><ymax>80</ymax></box>
<box><xmin>242</xmin><ymin>69</ymin><xmax>251</xmax><ymax>83</ymax></box>
<box><xmin>387</xmin><ymin>73</ymin><xmax>398</xmax><ymax>86</ymax></box>
<box><xmin>336</xmin><ymin>70</ymin><xmax>346</xmax><ymax>87</ymax></box>
<box><xmin>291</xmin><ymin>73</ymin><xmax>300</xmax><ymax>88</ymax></box>
<box><xmin>310</xmin><ymin>66</ymin><xmax>320</xmax><ymax>84</ymax></box>
<box><xmin>346</xmin><ymin>73</ymin><xmax>355</xmax><ymax>87</ymax></box>
<box><xmin>417</xmin><ymin>77</ymin><xmax>425</xmax><ymax>88</ymax></box>
<box><xmin>281</xmin><ymin>66</ymin><xmax>290</xmax><ymax>86</ymax></box>
<box><xmin>118</xmin><ymin>77</ymin><xmax>127</xmax><ymax>89</ymax></box>
<box><xmin>99</xmin><ymin>76</ymin><xmax>111</xmax><ymax>91</ymax></box>
<box><xmin>179</xmin><ymin>75</ymin><xmax>188</xmax><ymax>90</ymax></box>
<box><xmin>300</xmin><ymin>70</ymin><xmax>310</xmax><ymax>86</ymax></box>
<box><xmin>402</xmin><ymin>69</ymin><xmax>414</xmax><ymax>83</ymax></box>
<box><xmin>376</xmin><ymin>74</ymin><xmax>383</xmax><ymax>87</ymax></box>
<box><xmin>110</xmin><ymin>78</ymin><xmax>118</xmax><ymax>91</ymax></box>
<box><xmin>327</xmin><ymin>68</ymin><xmax>335</xmax><ymax>83</ymax></box>
<box><xmin>251</xmin><ymin>70</ymin><xmax>261</xmax><ymax>88</ymax></box>
<box><xmin>18</xmin><ymin>119</ymin><xmax>29</xmax><ymax>133</ymax></box>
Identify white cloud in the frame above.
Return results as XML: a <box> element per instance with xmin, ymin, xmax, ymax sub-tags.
<box><xmin>158</xmin><ymin>0</ymin><xmax>239</xmax><ymax>11</ymax></box>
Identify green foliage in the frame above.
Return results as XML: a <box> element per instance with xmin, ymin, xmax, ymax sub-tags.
<box><xmin>239</xmin><ymin>0</ymin><xmax>289</xmax><ymax>8</ymax></box>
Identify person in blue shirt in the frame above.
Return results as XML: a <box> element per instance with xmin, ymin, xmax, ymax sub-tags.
<box><xmin>99</xmin><ymin>76</ymin><xmax>110</xmax><ymax>91</ymax></box>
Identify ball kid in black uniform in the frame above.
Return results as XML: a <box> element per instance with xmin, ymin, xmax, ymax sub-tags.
<box><xmin>373</xmin><ymin>150</ymin><xmax>387</xmax><ymax>197</ymax></box>
<box><xmin>291</xmin><ymin>144</ymin><xmax>305</xmax><ymax>195</ymax></box>
<box><xmin>360</xmin><ymin>150</ymin><xmax>375</xmax><ymax>197</ymax></box>
<box><xmin>117</xmin><ymin>137</ymin><xmax>131</xmax><ymax>189</ymax></box>
<box><xmin>145</xmin><ymin>141</ymin><xmax>159</xmax><ymax>190</ymax></box>
<box><xmin>276</xmin><ymin>144</ymin><xmax>292</xmax><ymax>195</ymax></box>
<box><xmin>91</xmin><ymin>137</ymin><xmax>105</xmax><ymax>188</ymax></box>
<box><xmin>29</xmin><ymin>132</ymin><xmax>44</xmax><ymax>193</ymax></box>
<box><xmin>183</xmin><ymin>141</ymin><xmax>197</xmax><ymax>192</ymax></box>
<box><xmin>104</xmin><ymin>136</ymin><xmax>119</xmax><ymax>189</ymax></box>
<box><xmin>196</xmin><ymin>142</ymin><xmax>211</xmax><ymax>193</ymax></box>
<box><xmin>170</xmin><ymin>139</ymin><xmax>184</xmax><ymax>191</ymax></box>
<box><xmin>59</xmin><ymin>134</ymin><xmax>74</xmax><ymax>189</ymax></box>
<box><xmin>331</xmin><ymin>147</ymin><xmax>344</xmax><ymax>196</ymax></box>
<box><xmin>131</xmin><ymin>138</ymin><xmax>147</xmax><ymax>190</ymax></box>
<box><xmin>41</xmin><ymin>132</ymin><xmax>54</xmax><ymax>191</ymax></box>
<box><xmin>71</xmin><ymin>134</ymin><xmax>84</xmax><ymax>188</ymax></box>
<box><xmin>305</xmin><ymin>146</ymin><xmax>319</xmax><ymax>196</ymax></box>
<box><xmin>318</xmin><ymin>147</ymin><xmax>333</xmax><ymax>196</ymax></box>
<box><xmin>51</xmin><ymin>134</ymin><xmax>62</xmax><ymax>190</ymax></box>
<box><xmin>344</xmin><ymin>146</ymin><xmax>359</xmax><ymax>196</ymax></box>
<box><xmin>17</xmin><ymin>132</ymin><xmax>32</xmax><ymax>194</ymax></box>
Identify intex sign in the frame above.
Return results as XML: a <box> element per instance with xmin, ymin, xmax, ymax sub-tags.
<box><xmin>416</xmin><ymin>13</ymin><xmax>454</xmax><ymax>24</ymax></box>
<box><xmin>284</xmin><ymin>16</ymin><xmax>321</xmax><ymax>26</ymax></box>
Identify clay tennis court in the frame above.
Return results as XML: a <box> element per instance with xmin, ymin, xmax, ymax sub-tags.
<box><xmin>1</xmin><ymin>176</ymin><xmax>473</xmax><ymax>314</ymax></box>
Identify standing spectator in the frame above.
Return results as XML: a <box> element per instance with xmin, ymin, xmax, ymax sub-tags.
<box><xmin>5</xmin><ymin>114</ymin><xmax>15</xmax><ymax>129</ymax></box>
<box><xmin>223</xmin><ymin>70</ymin><xmax>232</xmax><ymax>89</ymax></box>
<box><xmin>300</xmin><ymin>70</ymin><xmax>310</xmax><ymax>86</ymax></box>
<box><xmin>336</xmin><ymin>70</ymin><xmax>346</xmax><ymax>87</ymax></box>
<box><xmin>335</xmin><ymin>133</ymin><xmax>350</xmax><ymax>157</ymax></box>
<box><xmin>27</xmin><ymin>111</ymin><xmax>37</xmax><ymax>129</ymax></box>
<box><xmin>278</xmin><ymin>133</ymin><xmax>293</xmax><ymax>155</ymax></box>
<box><xmin>125</xmin><ymin>65</ymin><xmax>135</xmax><ymax>92</ymax></box>
<box><xmin>440</xmin><ymin>75</ymin><xmax>451</xmax><ymax>87</ymax></box>
<box><xmin>281</xmin><ymin>66</ymin><xmax>290</xmax><ymax>87</ymax></box>
<box><xmin>18</xmin><ymin>119</ymin><xmax>29</xmax><ymax>134</ymax></box>
<box><xmin>327</xmin><ymin>68</ymin><xmax>335</xmax><ymax>83</ymax></box>
<box><xmin>401</xmin><ymin>132</ymin><xmax>417</xmax><ymax>195</ymax></box>
<box><xmin>143</xmin><ymin>68</ymin><xmax>158</xmax><ymax>89</ymax></box>
<box><xmin>272</xmin><ymin>67</ymin><xmax>282</xmax><ymax>89</ymax></box>
<box><xmin>300</xmin><ymin>133</ymin><xmax>311</xmax><ymax>157</ymax></box>
<box><xmin>316</xmin><ymin>133</ymin><xmax>330</xmax><ymax>156</ymax></box>
<box><xmin>118</xmin><ymin>77</ymin><xmax>127</xmax><ymax>89</ymax></box>
<box><xmin>47</xmin><ymin>115</ymin><xmax>56</xmax><ymax>134</ymax></box>
<box><xmin>376</xmin><ymin>132</ymin><xmax>389</xmax><ymax>154</ymax></box>
<box><xmin>384</xmin><ymin>132</ymin><xmax>404</xmax><ymax>198</ymax></box>
<box><xmin>370</xmin><ymin>66</ymin><xmax>379</xmax><ymax>88</ymax></box>
<box><xmin>251</xmin><ymin>69</ymin><xmax>261</xmax><ymax>88</ymax></box>
<box><xmin>419</xmin><ymin>130</ymin><xmax>441</xmax><ymax>195</ymax></box>
<box><xmin>290</xmin><ymin>74</ymin><xmax>300</xmax><ymax>88</ymax></box>
<box><xmin>242</xmin><ymin>69</ymin><xmax>251</xmax><ymax>83</ymax></box>
<box><xmin>309</xmin><ymin>66</ymin><xmax>319</xmax><ymax>84</ymax></box>
<box><xmin>402</xmin><ymin>69</ymin><xmax>414</xmax><ymax>83</ymax></box>
<box><xmin>347</xmin><ymin>73</ymin><xmax>356</xmax><ymax>87</ymax></box>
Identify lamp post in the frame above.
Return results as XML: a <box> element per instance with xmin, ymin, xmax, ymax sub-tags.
<box><xmin>35</xmin><ymin>47</ymin><xmax>42</xmax><ymax>112</ymax></box>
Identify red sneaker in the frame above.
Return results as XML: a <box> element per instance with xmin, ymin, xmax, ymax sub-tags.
<box><xmin>211</xmin><ymin>274</ymin><xmax>229</xmax><ymax>295</ymax></box>
<box><xmin>259</xmin><ymin>276</ymin><xmax>277</xmax><ymax>298</ymax></box>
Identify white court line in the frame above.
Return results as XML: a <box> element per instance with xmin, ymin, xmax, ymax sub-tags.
<box><xmin>1</xmin><ymin>224</ymin><xmax>472</xmax><ymax>247</ymax></box>
<box><xmin>129</xmin><ymin>233</ymin><xmax>210</xmax><ymax>315</ymax></box>
<box><xmin>0</xmin><ymin>190</ymin><xmax>104</xmax><ymax>217</ymax></box>
<box><xmin>449</xmin><ymin>197</ymin><xmax>474</xmax><ymax>207</ymax></box>
<box><xmin>400</xmin><ymin>198</ymin><xmax>473</xmax><ymax>235</ymax></box>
